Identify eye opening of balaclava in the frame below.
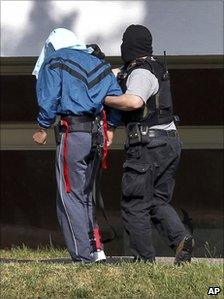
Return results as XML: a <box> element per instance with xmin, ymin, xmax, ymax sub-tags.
<box><xmin>121</xmin><ymin>24</ymin><xmax>153</xmax><ymax>63</ymax></box>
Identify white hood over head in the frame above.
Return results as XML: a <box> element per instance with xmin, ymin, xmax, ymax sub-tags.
<box><xmin>32</xmin><ymin>28</ymin><xmax>92</xmax><ymax>78</ymax></box>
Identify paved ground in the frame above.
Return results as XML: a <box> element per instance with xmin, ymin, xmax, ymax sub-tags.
<box><xmin>0</xmin><ymin>256</ymin><xmax>223</xmax><ymax>265</ymax></box>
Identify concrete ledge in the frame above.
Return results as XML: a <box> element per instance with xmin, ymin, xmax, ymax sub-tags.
<box><xmin>0</xmin><ymin>256</ymin><xmax>223</xmax><ymax>265</ymax></box>
<box><xmin>0</xmin><ymin>123</ymin><xmax>223</xmax><ymax>150</ymax></box>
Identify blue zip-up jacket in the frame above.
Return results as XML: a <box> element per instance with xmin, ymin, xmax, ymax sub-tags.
<box><xmin>36</xmin><ymin>48</ymin><xmax>122</xmax><ymax>128</ymax></box>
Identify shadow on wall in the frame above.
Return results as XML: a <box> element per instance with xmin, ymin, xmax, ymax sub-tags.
<box><xmin>11</xmin><ymin>1</ymin><xmax>78</xmax><ymax>56</ymax></box>
<box><xmin>11</xmin><ymin>0</ymin><xmax>128</xmax><ymax>57</ymax></box>
<box><xmin>2</xmin><ymin>1</ymin><xmax>223</xmax><ymax>56</ymax></box>
<box><xmin>2</xmin><ymin>0</ymin><xmax>146</xmax><ymax>56</ymax></box>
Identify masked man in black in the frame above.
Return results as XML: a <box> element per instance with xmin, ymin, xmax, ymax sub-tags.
<box><xmin>105</xmin><ymin>25</ymin><xmax>194</xmax><ymax>264</ymax></box>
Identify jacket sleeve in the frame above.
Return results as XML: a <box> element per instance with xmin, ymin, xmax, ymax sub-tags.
<box><xmin>106</xmin><ymin>107</ymin><xmax>123</xmax><ymax>128</ymax></box>
<box><xmin>105</xmin><ymin>73</ymin><xmax>123</xmax><ymax>128</ymax></box>
<box><xmin>36</xmin><ymin>62</ymin><xmax>62</xmax><ymax>128</ymax></box>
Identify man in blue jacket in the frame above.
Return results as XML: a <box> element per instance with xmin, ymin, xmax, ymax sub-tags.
<box><xmin>32</xmin><ymin>28</ymin><xmax>122</xmax><ymax>263</ymax></box>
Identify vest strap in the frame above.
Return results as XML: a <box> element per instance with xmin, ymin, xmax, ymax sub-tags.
<box><xmin>121</xmin><ymin>57</ymin><xmax>174</xmax><ymax>127</ymax></box>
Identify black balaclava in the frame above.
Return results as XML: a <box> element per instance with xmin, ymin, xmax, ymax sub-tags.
<box><xmin>121</xmin><ymin>24</ymin><xmax>153</xmax><ymax>63</ymax></box>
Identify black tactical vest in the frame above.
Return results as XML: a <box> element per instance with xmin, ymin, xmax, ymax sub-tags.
<box><xmin>118</xmin><ymin>56</ymin><xmax>174</xmax><ymax>126</ymax></box>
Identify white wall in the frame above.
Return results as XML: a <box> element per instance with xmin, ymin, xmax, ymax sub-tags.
<box><xmin>1</xmin><ymin>0</ymin><xmax>223</xmax><ymax>56</ymax></box>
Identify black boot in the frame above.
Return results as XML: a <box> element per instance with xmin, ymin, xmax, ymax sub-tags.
<box><xmin>174</xmin><ymin>235</ymin><xmax>195</xmax><ymax>265</ymax></box>
<box><xmin>133</xmin><ymin>256</ymin><xmax>155</xmax><ymax>263</ymax></box>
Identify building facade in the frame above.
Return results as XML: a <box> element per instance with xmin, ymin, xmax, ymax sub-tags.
<box><xmin>1</xmin><ymin>0</ymin><xmax>223</xmax><ymax>257</ymax></box>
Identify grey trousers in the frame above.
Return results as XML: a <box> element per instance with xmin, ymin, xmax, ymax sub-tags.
<box><xmin>56</xmin><ymin>132</ymin><xmax>95</xmax><ymax>262</ymax></box>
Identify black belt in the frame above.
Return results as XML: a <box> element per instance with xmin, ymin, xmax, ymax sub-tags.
<box><xmin>61</xmin><ymin>115</ymin><xmax>102</xmax><ymax>133</ymax></box>
<box><xmin>140</xmin><ymin>128</ymin><xmax>178</xmax><ymax>138</ymax></box>
<box><xmin>126</xmin><ymin>123</ymin><xmax>178</xmax><ymax>146</ymax></box>
<box><xmin>62</xmin><ymin>115</ymin><xmax>96</xmax><ymax>123</ymax></box>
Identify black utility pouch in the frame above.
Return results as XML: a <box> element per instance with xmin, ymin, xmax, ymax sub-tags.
<box><xmin>91</xmin><ymin>118</ymin><xmax>99</xmax><ymax>149</ymax></box>
<box><xmin>122</xmin><ymin>162</ymin><xmax>151</xmax><ymax>197</ymax></box>
<box><xmin>54</xmin><ymin>122</ymin><xmax>63</xmax><ymax>144</ymax></box>
<box><xmin>127</xmin><ymin>123</ymin><xmax>142</xmax><ymax>145</ymax></box>
<box><xmin>91</xmin><ymin>117</ymin><xmax>104</xmax><ymax>158</ymax></box>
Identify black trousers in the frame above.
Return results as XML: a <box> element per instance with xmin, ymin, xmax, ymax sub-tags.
<box><xmin>121</xmin><ymin>135</ymin><xmax>188</xmax><ymax>260</ymax></box>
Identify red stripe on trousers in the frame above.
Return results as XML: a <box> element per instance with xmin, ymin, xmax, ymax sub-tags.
<box><xmin>93</xmin><ymin>227</ymin><xmax>103</xmax><ymax>250</ymax></box>
<box><xmin>61</xmin><ymin>120</ymin><xmax>71</xmax><ymax>193</ymax></box>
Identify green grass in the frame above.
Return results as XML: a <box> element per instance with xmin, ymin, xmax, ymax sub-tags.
<box><xmin>0</xmin><ymin>247</ymin><xmax>223</xmax><ymax>299</ymax></box>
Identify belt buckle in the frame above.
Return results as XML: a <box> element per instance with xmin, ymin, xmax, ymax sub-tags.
<box><xmin>140</xmin><ymin>126</ymin><xmax>149</xmax><ymax>136</ymax></box>
<box><xmin>148</xmin><ymin>130</ymin><xmax>156</xmax><ymax>138</ymax></box>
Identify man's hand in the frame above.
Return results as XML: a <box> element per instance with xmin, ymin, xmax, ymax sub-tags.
<box><xmin>33</xmin><ymin>129</ymin><xmax>47</xmax><ymax>145</ymax></box>
<box><xmin>107</xmin><ymin>128</ymin><xmax>115</xmax><ymax>147</ymax></box>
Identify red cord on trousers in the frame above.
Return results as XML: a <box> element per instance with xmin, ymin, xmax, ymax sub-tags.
<box><xmin>93</xmin><ymin>227</ymin><xmax>103</xmax><ymax>250</ymax></box>
<box><xmin>61</xmin><ymin>120</ymin><xmax>71</xmax><ymax>193</ymax></box>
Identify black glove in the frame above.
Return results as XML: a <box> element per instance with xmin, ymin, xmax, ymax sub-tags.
<box><xmin>87</xmin><ymin>44</ymin><xmax>105</xmax><ymax>59</ymax></box>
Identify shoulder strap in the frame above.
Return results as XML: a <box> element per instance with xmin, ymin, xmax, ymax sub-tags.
<box><xmin>126</xmin><ymin>56</ymin><xmax>156</xmax><ymax>78</ymax></box>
